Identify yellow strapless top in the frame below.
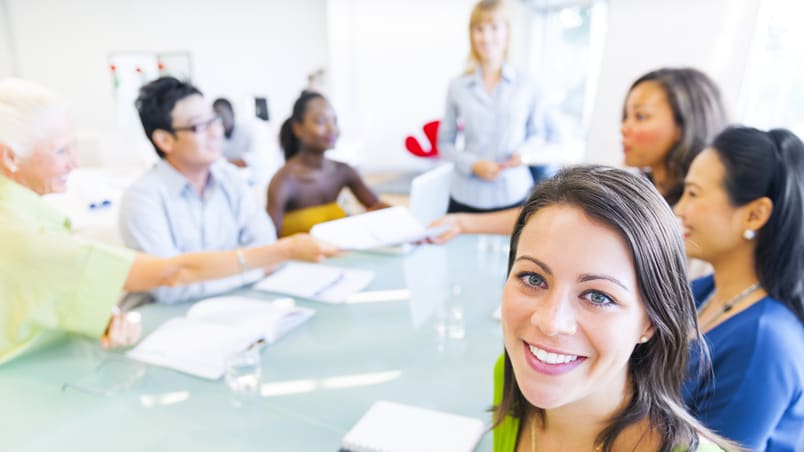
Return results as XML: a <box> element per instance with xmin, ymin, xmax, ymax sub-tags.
<box><xmin>280</xmin><ymin>202</ymin><xmax>347</xmax><ymax>237</ymax></box>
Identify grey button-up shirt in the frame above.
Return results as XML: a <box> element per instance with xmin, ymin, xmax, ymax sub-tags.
<box><xmin>120</xmin><ymin>159</ymin><xmax>276</xmax><ymax>303</ymax></box>
<box><xmin>438</xmin><ymin>65</ymin><xmax>559</xmax><ymax>209</ymax></box>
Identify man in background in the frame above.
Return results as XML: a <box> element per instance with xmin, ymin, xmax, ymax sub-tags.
<box><xmin>213</xmin><ymin>97</ymin><xmax>254</xmax><ymax>168</ymax></box>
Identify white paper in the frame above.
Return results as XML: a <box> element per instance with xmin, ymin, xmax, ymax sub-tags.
<box><xmin>187</xmin><ymin>296</ymin><xmax>314</xmax><ymax>343</ymax></box>
<box><xmin>341</xmin><ymin>400</ymin><xmax>485</xmax><ymax>452</ymax></box>
<box><xmin>253</xmin><ymin>262</ymin><xmax>374</xmax><ymax>303</ymax></box>
<box><xmin>310</xmin><ymin>206</ymin><xmax>446</xmax><ymax>250</ymax></box>
<box><xmin>126</xmin><ymin>296</ymin><xmax>314</xmax><ymax>379</ymax></box>
<box><xmin>126</xmin><ymin>317</ymin><xmax>249</xmax><ymax>380</ymax></box>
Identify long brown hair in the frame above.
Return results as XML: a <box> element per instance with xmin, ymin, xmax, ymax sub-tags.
<box><xmin>625</xmin><ymin>68</ymin><xmax>728</xmax><ymax>205</ymax></box>
<box><xmin>493</xmin><ymin>165</ymin><xmax>731</xmax><ymax>452</ymax></box>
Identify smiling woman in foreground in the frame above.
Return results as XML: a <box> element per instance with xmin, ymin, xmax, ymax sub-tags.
<box><xmin>493</xmin><ymin>166</ymin><xmax>733</xmax><ymax>451</ymax></box>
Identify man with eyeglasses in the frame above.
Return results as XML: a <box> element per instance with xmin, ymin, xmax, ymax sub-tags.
<box><xmin>120</xmin><ymin>77</ymin><xmax>331</xmax><ymax>304</ymax></box>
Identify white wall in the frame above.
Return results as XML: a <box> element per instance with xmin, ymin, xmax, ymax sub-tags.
<box><xmin>326</xmin><ymin>0</ymin><xmax>478</xmax><ymax>172</ymax></box>
<box><xmin>586</xmin><ymin>0</ymin><xmax>762</xmax><ymax>165</ymax></box>
<box><xmin>3</xmin><ymin>0</ymin><xmax>767</xmax><ymax>173</ymax></box>
<box><xmin>5</xmin><ymin>0</ymin><xmax>329</xmax><ymax>170</ymax></box>
<box><xmin>0</xmin><ymin>0</ymin><xmax>16</xmax><ymax>77</ymax></box>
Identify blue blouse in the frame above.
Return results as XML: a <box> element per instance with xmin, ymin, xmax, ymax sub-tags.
<box><xmin>438</xmin><ymin>65</ymin><xmax>560</xmax><ymax>209</ymax></box>
<box><xmin>683</xmin><ymin>275</ymin><xmax>804</xmax><ymax>451</ymax></box>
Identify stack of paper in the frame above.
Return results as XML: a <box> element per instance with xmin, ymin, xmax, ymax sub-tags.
<box><xmin>126</xmin><ymin>296</ymin><xmax>313</xmax><ymax>379</ymax></box>
<box><xmin>253</xmin><ymin>262</ymin><xmax>373</xmax><ymax>303</ymax></box>
<box><xmin>341</xmin><ymin>400</ymin><xmax>485</xmax><ymax>452</ymax></box>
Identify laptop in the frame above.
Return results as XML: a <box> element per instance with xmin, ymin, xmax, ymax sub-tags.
<box><xmin>408</xmin><ymin>163</ymin><xmax>453</xmax><ymax>227</ymax></box>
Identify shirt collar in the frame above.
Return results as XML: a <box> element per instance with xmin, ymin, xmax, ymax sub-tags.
<box><xmin>154</xmin><ymin>159</ymin><xmax>222</xmax><ymax>196</ymax></box>
<box><xmin>0</xmin><ymin>175</ymin><xmax>72</xmax><ymax>230</ymax></box>
<box><xmin>467</xmin><ymin>63</ymin><xmax>517</xmax><ymax>87</ymax></box>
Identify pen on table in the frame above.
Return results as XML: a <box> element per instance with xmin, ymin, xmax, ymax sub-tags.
<box><xmin>312</xmin><ymin>272</ymin><xmax>346</xmax><ymax>298</ymax></box>
<box><xmin>246</xmin><ymin>338</ymin><xmax>265</xmax><ymax>351</ymax></box>
<box><xmin>88</xmin><ymin>199</ymin><xmax>112</xmax><ymax>210</ymax></box>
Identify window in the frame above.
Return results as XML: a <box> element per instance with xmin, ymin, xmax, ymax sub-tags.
<box><xmin>522</xmin><ymin>0</ymin><xmax>608</xmax><ymax>140</ymax></box>
<box><xmin>740</xmin><ymin>0</ymin><xmax>804</xmax><ymax>136</ymax></box>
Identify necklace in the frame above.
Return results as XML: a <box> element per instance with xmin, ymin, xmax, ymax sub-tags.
<box><xmin>698</xmin><ymin>283</ymin><xmax>761</xmax><ymax>330</ymax></box>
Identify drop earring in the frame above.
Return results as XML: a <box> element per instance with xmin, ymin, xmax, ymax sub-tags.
<box><xmin>743</xmin><ymin>229</ymin><xmax>756</xmax><ymax>240</ymax></box>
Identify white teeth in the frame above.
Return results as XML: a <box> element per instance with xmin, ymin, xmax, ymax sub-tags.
<box><xmin>528</xmin><ymin>344</ymin><xmax>579</xmax><ymax>365</ymax></box>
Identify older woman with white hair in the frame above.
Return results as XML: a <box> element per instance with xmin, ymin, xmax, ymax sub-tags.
<box><xmin>0</xmin><ymin>78</ymin><xmax>338</xmax><ymax>364</ymax></box>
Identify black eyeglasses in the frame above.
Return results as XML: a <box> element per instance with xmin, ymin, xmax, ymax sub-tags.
<box><xmin>170</xmin><ymin>115</ymin><xmax>223</xmax><ymax>134</ymax></box>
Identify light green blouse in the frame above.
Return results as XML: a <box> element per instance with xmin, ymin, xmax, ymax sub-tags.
<box><xmin>492</xmin><ymin>354</ymin><xmax>724</xmax><ymax>452</ymax></box>
<box><xmin>0</xmin><ymin>176</ymin><xmax>135</xmax><ymax>364</ymax></box>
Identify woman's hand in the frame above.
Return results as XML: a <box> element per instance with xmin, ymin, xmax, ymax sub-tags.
<box><xmin>501</xmin><ymin>153</ymin><xmax>523</xmax><ymax>168</ymax></box>
<box><xmin>280</xmin><ymin>234</ymin><xmax>340</xmax><ymax>262</ymax></box>
<box><xmin>472</xmin><ymin>159</ymin><xmax>504</xmax><ymax>181</ymax></box>
<box><xmin>426</xmin><ymin>214</ymin><xmax>465</xmax><ymax>244</ymax></box>
<box><xmin>101</xmin><ymin>310</ymin><xmax>142</xmax><ymax>350</ymax></box>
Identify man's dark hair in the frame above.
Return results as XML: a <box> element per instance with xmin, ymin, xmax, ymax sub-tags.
<box><xmin>135</xmin><ymin>77</ymin><xmax>202</xmax><ymax>159</ymax></box>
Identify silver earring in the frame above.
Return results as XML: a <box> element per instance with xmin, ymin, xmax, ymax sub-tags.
<box><xmin>639</xmin><ymin>335</ymin><xmax>648</xmax><ymax>344</ymax></box>
<box><xmin>743</xmin><ymin>229</ymin><xmax>756</xmax><ymax>240</ymax></box>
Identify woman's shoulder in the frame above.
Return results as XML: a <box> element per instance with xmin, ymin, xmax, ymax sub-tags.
<box><xmin>446</xmin><ymin>72</ymin><xmax>476</xmax><ymax>93</ymax></box>
<box><xmin>755</xmin><ymin>296</ymin><xmax>804</xmax><ymax>351</ymax></box>
<box><xmin>328</xmin><ymin>159</ymin><xmax>359</xmax><ymax>178</ymax></box>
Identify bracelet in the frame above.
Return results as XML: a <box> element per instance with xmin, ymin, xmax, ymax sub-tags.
<box><xmin>235</xmin><ymin>248</ymin><xmax>249</xmax><ymax>274</ymax></box>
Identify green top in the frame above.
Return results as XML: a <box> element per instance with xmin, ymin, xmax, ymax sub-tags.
<box><xmin>492</xmin><ymin>354</ymin><xmax>723</xmax><ymax>452</ymax></box>
<box><xmin>0</xmin><ymin>176</ymin><xmax>135</xmax><ymax>364</ymax></box>
<box><xmin>493</xmin><ymin>354</ymin><xmax>520</xmax><ymax>452</ymax></box>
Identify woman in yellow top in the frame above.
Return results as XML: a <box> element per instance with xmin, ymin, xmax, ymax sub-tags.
<box><xmin>0</xmin><ymin>78</ymin><xmax>338</xmax><ymax>364</ymax></box>
<box><xmin>267</xmin><ymin>91</ymin><xmax>388</xmax><ymax>237</ymax></box>
<box><xmin>494</xmin><ymin>166</ymin><xmax>734</xmax><ymax>451</ymax></box>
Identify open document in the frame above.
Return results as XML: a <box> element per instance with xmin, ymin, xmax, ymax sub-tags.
<box><xmin>126</xmin><ymin>296</ymin><xmax>313</xmax><ymax>379</ymax></box>
<box><xmin>253</xmin><ymin>262</ymin><xmax>374</xmax><ymax>303</ymax></box>
<box><xmin>310</xmin><ymin>206</ymin><xmax>449</xmax><ymax>250</ymax></box>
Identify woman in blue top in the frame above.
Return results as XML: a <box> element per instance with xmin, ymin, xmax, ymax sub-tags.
<box><xmin>675</xmin><ymin>126</ymin><xmax>804</xmax><ymax>451</ymax></box>
<box><xmin>438</xmin><ymin>0</ymin><xmax>560</xmax><ymax>213</ymax></box>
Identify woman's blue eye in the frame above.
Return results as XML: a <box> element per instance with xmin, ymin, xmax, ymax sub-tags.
<box><xmin>517</xmin><ymin>272</ymin><xmax>546</xmax><ymax>289</ymax></box>
<box><xmin>583</xmin><ymin>290</ymin><xmax>615</xmax><ymax>307</ymax></box>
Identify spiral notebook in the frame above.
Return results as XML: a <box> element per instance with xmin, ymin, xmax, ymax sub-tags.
<box><xmin>340</xmin><ymin>400</ymin><xmax>485</xmax><ymax>452</ymax></box>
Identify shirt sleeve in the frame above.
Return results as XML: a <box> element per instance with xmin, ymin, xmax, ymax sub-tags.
<box><xmin>119</xmin><ymin>182</ymin><xmax>262</xmax><ymax>304</ymax></box>
<box><xmin>516</xmin><ymin>91</ymin><xmax>566</xmax><ymax>156</ymax></box>
<box><xmin>235</xmin><ymin>177</ymin><xmax>277</xmax><ymax>248</ymax></box>
<box><xmin>695</xmin><ymin>321</ymin><xmax>798</xmax><ymax>450</ymax></box>
<box><xmin>1</xmin><ymin>223</ymin><xmax>134</xmax><ymax>361</ymax></box>
<box><xmin>439</xmin><ymin>81</ymin><xmax>479</xmax><ymax>176</ymax></box>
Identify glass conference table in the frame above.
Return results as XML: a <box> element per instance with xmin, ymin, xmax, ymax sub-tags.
<box><xmin>1</xmin><ymin>235</ymin><xmax>511</xmax><ymax>451</ymax></box>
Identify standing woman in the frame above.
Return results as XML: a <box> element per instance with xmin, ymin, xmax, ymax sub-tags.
<box><xmin>439</xmin><ymin>0</ymin><xmax>559</xmax><ymax>214</ymax></box>
<box><xmin>675</xmin><ymin>126</ymin><xmax>804</xmax><ymax>451</ymax></box>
